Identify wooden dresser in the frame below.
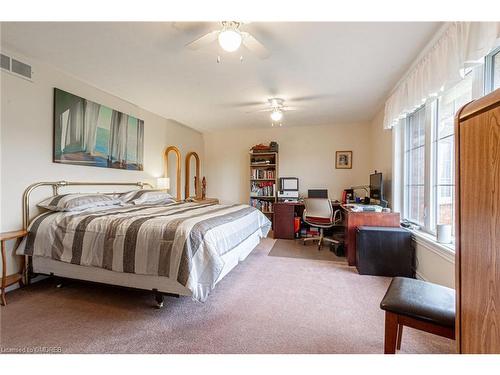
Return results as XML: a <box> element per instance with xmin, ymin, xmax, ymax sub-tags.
<box><xmin>455</xmin><ymin>88</ymin><xmax>500</xmax><ymax>353</ymax></box>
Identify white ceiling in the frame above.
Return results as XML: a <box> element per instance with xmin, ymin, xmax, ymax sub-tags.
<box><xmin>1</xmin><ymin>22</ymin><xmax>441</xmax><ymax>132</ymax></box>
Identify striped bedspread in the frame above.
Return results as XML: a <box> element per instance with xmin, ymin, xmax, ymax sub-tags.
<box><xmin>18</xmin><ymin>202</ymin><xmax>271</xmax><ymax>301</ymax></box>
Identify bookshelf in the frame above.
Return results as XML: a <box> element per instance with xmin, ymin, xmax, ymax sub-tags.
<box><xmin>249</xmin><ymin>151</ymin><xmax>278</xmax><ymax>223</ymax></box>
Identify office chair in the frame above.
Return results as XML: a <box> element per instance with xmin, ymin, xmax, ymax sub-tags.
<box><xmin>303</xmin><ymin>198</ymin><xmax>340</xmax><ymax>250</ymax></box>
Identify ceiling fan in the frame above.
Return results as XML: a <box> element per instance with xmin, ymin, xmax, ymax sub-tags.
<box><xmin>185</xmin><ymin>21</ymin><xmax>270</xmax><ymax>60</ymax></box>
<box><xmin>246</xmin><ymin>98</ymin><xmax>298</xmax><ymax>126</ymax></box>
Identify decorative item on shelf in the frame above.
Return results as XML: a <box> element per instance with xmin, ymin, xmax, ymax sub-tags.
<box><xmin>185</xmin><ymin>151</ymin><xmax>201</xmax><ymax>199</ymax></box>
<box><xmin>335</xmin><ymin>150</ymin><xmax>353</xmax><ymax>169</ymax></box>
<box><xmin>201</xmin><ymin>176</ymin><xmax>207</xmax><ymax>200</ymax></box>
<box><xmin>250</xmin><ymin>141</ymin><xmax>279</xmax><ymax>154</ymax></box>
<box><xmin>156</xmin><ymin>177</ymin><xmax>170</xmax><ymax>191</ymax></box>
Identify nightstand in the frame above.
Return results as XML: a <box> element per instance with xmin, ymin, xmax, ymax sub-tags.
<box><xmin>1</xmin><ymin>230</ymin><xmax>27</xmax><ymax>306</ymax></box>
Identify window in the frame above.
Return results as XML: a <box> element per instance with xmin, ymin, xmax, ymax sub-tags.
<box><xmin>433</xmin><ymin>73</ymin><xmax>473</xmax><ymax>236</ymax></box>
<box><xmin>404</xmin><ymin>106</ymin><xmax>426</xmax><ymax>225</ymax></box>
<box><xmin>485</xmin><ymin>46</ymin><xmax>500</xmax><ymax>93</ymax></box>
<box><xmin>400</xmin><ymin>72</ymin><xmax>477</xmax><ymax>243</ymax></box>
<box><xmin>494</xmin><ymin>51</ymin><xmax>500</xmax><ymax>90</ymax></box>
<box><xmin>395</xmin><ymin>44</ymin><xmax>499</xmax><ymax>249</ymax></box>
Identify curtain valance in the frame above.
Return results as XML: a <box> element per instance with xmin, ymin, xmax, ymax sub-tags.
<box><xmin>383</xmin><ymin>22</ymin><xmax>500</xmax><ymax>129</ymax></box>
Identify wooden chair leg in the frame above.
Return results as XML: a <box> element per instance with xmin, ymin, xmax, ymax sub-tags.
<box><xmin>396</xmin><ymin>324</ymin><xmax>403</xmax><ymax>350</ymax></box>
<box><xmin>384</xmin><ymin>311</ymin><xmax>398</xmax><ymax>354</ymax></box>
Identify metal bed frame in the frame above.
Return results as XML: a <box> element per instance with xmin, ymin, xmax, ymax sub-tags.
<box><xmin>22</xmin><ymin>180</ymin><xmax>153</xmax><ymax>230</ymax></box>
<box><xmin>19</xmin><ymin>181</ymin><xmax>187</xmax><ymax>307</ymax></box>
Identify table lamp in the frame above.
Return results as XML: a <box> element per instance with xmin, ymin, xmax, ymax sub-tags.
<box><xmin>156</xmin><ymin>177</ymin><xmax>170</xmax><ymax>191</ymax></box>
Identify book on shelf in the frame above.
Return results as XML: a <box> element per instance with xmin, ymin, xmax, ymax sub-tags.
<box><xmin>251</xmin><ymin>158</ymin><xmax>271</xmax><ymax>165</ymax></box>
<box><xmin>251</xmin><ymin>169</ymin><xmax>275</xmax><ymax>179</ymax></box>
<box><xmin>249</xmin><ymin>198</ymin><xmax>273</xmax><ymax>213</ymax></box>
<box><xmin>250</xmin><ymin>181</ymin><xmax>276</xmax><ymax>197</ymax></box>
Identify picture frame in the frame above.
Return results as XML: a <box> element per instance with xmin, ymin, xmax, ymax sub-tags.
<box><xmin>335</xmin><ymin>151</ymin><xmax>352</xmax><ymax>169</ymax></box>
<box><xmin>53</xmin><ymin>88</ymin><xmax>144</xmax><ymax>171</ymax></box>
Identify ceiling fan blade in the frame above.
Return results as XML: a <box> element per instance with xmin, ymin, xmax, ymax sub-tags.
<box><xmin>241</xmin><ymin>32</ymin><xmax>271</xmax><ymax>59</ymax></box>
<box><xmin>288</xmin><ymin>94</ymin><xmax>334</xmax><ymax>102</ymax></box>
<box><xmin>227</xmin><ymin>100</ymin><xmax>266</xmax><ymax>108</ymax></box>
<box><xmin>245</xmin><ymin>108</ymin><xmax>271</xmax><ymax>114</ymax></box>
<box><xmin>283</xmin><ymin>106</ymin><xmax>300</xmax><ymax>111</ymax></box>
<box><xmin>185</xmin><ymin>30</ymin><xmax>219</xmax><ymax>50</ymax></box>
<box><xmin>171</xmin><ymin>22</ymin><xmax>214</xmax><ymax>35</ymax></box>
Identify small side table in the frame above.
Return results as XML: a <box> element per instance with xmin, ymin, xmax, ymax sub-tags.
<box><xmin>1</xmin><ymin>230</ymin><xmax>28</xmax><ymax>306</ymax></box>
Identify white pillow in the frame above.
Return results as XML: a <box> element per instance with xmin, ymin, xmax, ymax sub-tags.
<box><xmin>119</xmin><ymin>190</ymin><xmax>175</xmax><ymax>205</ymax></box>
<box><xmin>38</xmin><ymin>193</ymin><xmax>120</xmax><ymax>212</ymax></box>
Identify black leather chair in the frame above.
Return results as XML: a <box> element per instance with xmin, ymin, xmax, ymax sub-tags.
<box><xmin>380</xmin><ymin>277</ymin><xmax>455</xmax><ymax>354</ymax></box>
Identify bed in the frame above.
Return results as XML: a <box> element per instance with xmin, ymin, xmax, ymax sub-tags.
<box><xmin>18</xmin><ymin>181</ymin><xmax>271</xmax><ymax>305</ymax></box>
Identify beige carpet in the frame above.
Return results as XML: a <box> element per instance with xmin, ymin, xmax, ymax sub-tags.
<box><xmin>0</xmin><ymin>238</ymin><xmax>455</xmax><ymax>354</ymax></box>
<box><xmin>269</xmin><ymin>239</ymin><xmax>347</xmax><ymax>263</ymax></box>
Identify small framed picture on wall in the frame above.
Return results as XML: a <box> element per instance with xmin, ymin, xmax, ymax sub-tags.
<box><xmin>335</xmin><ymin>151</ymin><xmax>352</xmax><ymax>169</ymax></box>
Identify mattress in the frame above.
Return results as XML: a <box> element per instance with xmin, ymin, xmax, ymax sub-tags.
<box><xmin>19</xmin><ymin>201</ymin><xmax>271</xmax><ymax>301</ymax></box>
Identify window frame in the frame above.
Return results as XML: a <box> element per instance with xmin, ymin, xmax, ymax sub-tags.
<box><xmin>403</xmin><ymin>105</ymin><xmax>428</xmax><ymax>228</ymax></box>
<box><xmin>484</xmin><ymin>45</ymin><xmax>500</xmax><ymax>94</ymax></box>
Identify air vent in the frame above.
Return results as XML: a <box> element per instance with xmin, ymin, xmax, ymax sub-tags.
<box><xmin>0</xmin><ymin>53</ymin><xmax>32</xmax><ymax>81</ymax></box>
<box><xmin>0</xmin><ymin>54</ymin><xmax>10</xmax><ymax>70</ymax></box>
<box><xmin>11</xmin><ymin>59</ymin><xmax>32</xmax><ymax>79</ymax></box>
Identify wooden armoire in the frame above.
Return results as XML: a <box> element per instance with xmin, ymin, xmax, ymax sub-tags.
<box><xmin>455</xmin><ymin>88</ymin><xmax>500</xmax><ymax>354</ymax></box>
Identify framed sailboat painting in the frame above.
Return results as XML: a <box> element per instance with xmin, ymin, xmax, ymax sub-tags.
<box><xmin>53</xmin><ymin>88</ymin><xmax>144</xmax><ymax>170</ymax></box>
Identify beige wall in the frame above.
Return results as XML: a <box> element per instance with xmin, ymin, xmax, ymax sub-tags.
<box><xmin>369</xmin><ymin>108</ymin><xmax>393</xmax><ymax>206</ymax></box>
<box><xmin>0</xmin><ymin>52</ymin><xmax>204</xmax><ymax>276</ymax></box>
<box><xmin>204</xmin><ymin>122</ymin><xmax>373</xmax><ymax>204</ymax></box>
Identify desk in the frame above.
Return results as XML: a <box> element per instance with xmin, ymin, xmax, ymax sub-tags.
<box><xmin>273</xmin><ymin>202</ymin><xmax>401</xmax><ymax>267</ymax></box>
<box><xmin>342</xmin><ymin>207</ymin><xmax>400</xmax><ymax>266</ymax></box>
<box><xmin>273</xmin><ymin>201</ymin><xmax>341</xmax><ymax>240</ymax></box>
<box><xmin>273</xmin><ymin>202</ymin><xmax>304</xmax><ymax>239</ymax></box>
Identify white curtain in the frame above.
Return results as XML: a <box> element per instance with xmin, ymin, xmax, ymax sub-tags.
<box><xmin>108</xmin><ymin>110</ymin><xmax>129</xmax><ymax>165</ymax></box>
<box><xmin>62</xmin><ymin>100</ymin><xmax>84</xmax><ymax>151</ymax></box>
<box><xmin>384</xmin><ymin>22</ymin><xmax>500</xmax><ymax>129</ymax></box>
<box><xmin>82</xmin><ymin>100</ymin><xmax>101</xmax><ymax>155</ymax></box>
<box><xmin>136</xmin><ymin>119</ymin><xmax>144</xmax><ymax>168</ymax></box>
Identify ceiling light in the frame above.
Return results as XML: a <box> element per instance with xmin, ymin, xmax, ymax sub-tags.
<box><xmin>270</xmin><ymin>109</ymin><xmax>283</xmax><ymax>122</ymax></box>
<box><xmin>218</xmin><ymin>29</ymin><xmax>242</xmax><ymax>52</ymax></box>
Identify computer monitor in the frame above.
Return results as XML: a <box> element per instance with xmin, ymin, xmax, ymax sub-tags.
<box><xmin>280</xmin><ymin>177</ymin><xmax>299</xmax><ymax>191</ymax></box>
<box><xmin>308</xmin><ymin>189</ymin><xmax>328</xmax><ymax>199</ymax></box>
<box><xmin>369</xmin><ymin>172</ymin><xmax>383</xmax><ymax>200</ymax></box>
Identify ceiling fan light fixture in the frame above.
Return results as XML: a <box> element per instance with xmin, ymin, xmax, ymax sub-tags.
<box><xmin>270</xmin><ymin>109</ymin><xmax>283</xmax><ymax>122</ymax></box>
<box><xmin>218</xmin><ymin>29</ymin><xmax>242</xmax><ymax>52</ymax></box>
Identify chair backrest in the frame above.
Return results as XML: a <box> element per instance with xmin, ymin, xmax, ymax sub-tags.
<box><xmin>304</xmin><ymin>198</ymin><xmax>333</xmax><ymax>219</ymax></box>
<box><xmin>308</xmin><ymin>189</ymin><xmax>328</xmax><ymax>198</ymax></box>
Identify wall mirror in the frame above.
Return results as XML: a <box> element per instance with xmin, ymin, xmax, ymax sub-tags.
<box><xmin>163</xmin><ymin>146</ymin><xmax>181</xmax><ymax>201</ymax></box>
<box><xmin>185</xmin><ymin>151</ymin><xmax>201</xmax><ymax>199</ymax></box>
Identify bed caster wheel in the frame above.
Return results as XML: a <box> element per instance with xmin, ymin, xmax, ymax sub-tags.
<box><xmin>154</xmin><ymin>291</ymin><xmax>164</xmax><ymax>309</ymax></box>
<box><xmin>54</xmin><ymin>277</ymin><xmax>64</xmax><ymax>288</ymax></box>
